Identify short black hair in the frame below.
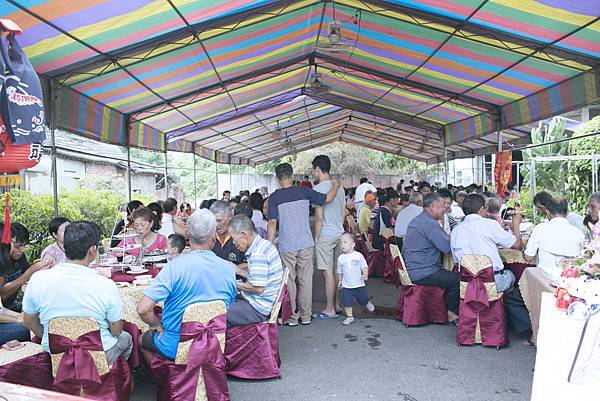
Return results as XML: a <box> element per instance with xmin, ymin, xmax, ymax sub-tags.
<box><xmin>275</xmin><ymin>163</ymin><xmax>293</xmax><ymax>180</ymax></box>
<box><xmin>462</xmin><ymin>194</ymin><xmax>486</xmax><ymax>215</ymax></box>
<box><xmin>249</xmin><ymin>192</ymin><xmax>264</xmax><ymax>210</ymax></box>
<box><xmin>360</xmin><ymin>177</ymin><xmax>368</xmax><ymax>184</ymax></box>
<box><xmin>126</xmin><ymin>200</ymin><xmax>144</xmax><ymax>215</ymax></box>
<box><xmin>49</xmin><ymin>217</ymin><xmax>70</xmax><ymax>237</ymax></box>
<box><xmin>533</xmin><ymin>191</ymin><xmax>552</xmax><ymax>208</ymax></box>
<box><xmin>419</xmin><ymin>181</ymin><xmax>431</xmax><ymax>190</ymax></box>
<box><xmin>234</xmin><ymin>203</ymin><xmax>253</xmax><ymax>219</ymax></box>
<box><xmin>436</xmin><ymin>188</ymin><xmax>453</xmax><ymax>200</ymax></box>
<box><xmin>64</xmin><ymin>221</ymin><xmax>101</xmax><ymax>261</ymax></box>
<box><xmin>168</xmin><ymin>233</ymin><xmax>186</xmax><ymax>254</ymax></box>
<box><xmin>547</xmin><ymin>197</ymin><xmax>568</xmax><ymax>216</ymax></box>
<box><xmin>312</xmin><ymin>155</ymin><xmax>331</xmax><ymax>173</ymax></box>
<box><xmin>163</xmin><ymin>197</ymin><xmax>178</xmax><ymax>213</ymax></box>
<box><xmin>384</xmin><ymin>190</ymin><xmax>399</xmax><ymax>203</ymax></box>
<box><xmin>9</xmin><ymin>222</ymin><xmax>29</xmax><ymax>244</ymax></box>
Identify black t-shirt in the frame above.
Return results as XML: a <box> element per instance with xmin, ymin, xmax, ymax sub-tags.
<box><xmin>1</xmin><ymin>254</ymin><xmax>30</xmax><ymax>309</ymax></box>
<box><xmin>212</xmin><ymin>236</ymin><xmax>245</xmax><ymax>265</ymax></box>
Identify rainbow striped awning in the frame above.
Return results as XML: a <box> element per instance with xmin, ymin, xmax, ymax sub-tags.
<box><xmin>2</xmin><ymin>0</ymin><xmax>599</xmax><ymax>164</ymax></box>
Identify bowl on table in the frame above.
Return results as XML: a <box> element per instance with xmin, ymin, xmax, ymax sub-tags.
<box><xmin>133</xmin><ymin>275</ymin><xmax>153</xmax><ymax>285</ymax></box>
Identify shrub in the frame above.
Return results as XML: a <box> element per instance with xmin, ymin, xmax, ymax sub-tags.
<box><xmin>567</xmin><ymin>117</ymin><xmax>600</xmax><ymax>215</ymax></box>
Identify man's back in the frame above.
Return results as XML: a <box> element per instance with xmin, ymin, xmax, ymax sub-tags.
<box><xmin>22</xmin><ymin>263</ymin><xmax>122</xmax><ymax>352</ymax></box>
<box><xmin>314</xmin><ymin>180</ymin><xmax>345</xmax><ymax>239</ymax></box>
<box><xmin>268</xmin><ymin>186</ymin><xmax>326</xmax><ymax>253</ymax></box>
<box><xmin>144</xmin><ymin>250</ymin><xmax>236</xmax><ymax>359</ymax></box>
<box><xmin>525</xmin><ymin>217</ymin><xmax>584</xmax><ymax>273</ymax></box>
<box><xmin>395</xmin><ymin>204</ymin><xmax>423</xmax><ymax>237</ymax></box>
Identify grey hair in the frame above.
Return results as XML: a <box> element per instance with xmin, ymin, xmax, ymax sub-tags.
<box><xmin>408</xmin><ymin>192</ymin><xmax>422</xmax><ymax>205</ymax></box>
<box><xmin>186</xmin><ymin>209</ymin><xmax>216</xmax><ymax>245</ymax></box>
<box><xmin>229</xmin><ymin>214</ymin><xmax>256</xmax><ymax>234</ymax></box>
<box><xmin>455</xmin><ymin>191</ymin><xmax>467</xmax><ymax>201</ymax></box>
<box><xmin>209</xmin><ymin>200</ymin><xmax>232</xmax><ymax>217</ymax></box>
<box><xmin>423</xmin><ymin>192</ymin><xmax>443</xmax><ymax>209</ymax></box>
<box><xmin>486</xmin><ymin>195</ymin><xmax>502</xmax><ymax>214</ymax></box>
<box><xmin>590</xmin><ymin>193</ymin><xmax>600</xmax><ymax>204</ymax></box>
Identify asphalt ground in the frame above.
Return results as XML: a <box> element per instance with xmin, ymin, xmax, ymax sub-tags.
<box><xmin>131</xmin><ymin>270</ymin><xmax>535</xmax><ymax>401</ymax></box>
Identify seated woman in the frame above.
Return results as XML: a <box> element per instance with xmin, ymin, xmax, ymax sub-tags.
<box><xmin>0</xmin><ymin>223</ymin><xmax>51</xmax><ymax>312</ymax></box>
<box><xmin>115</xmin><ymin>207</ymin><xmax>167</xmax><ymax>256</ymax></box>
<box><xmin>111</xmin><ymin>200</ymin><xmax>144</xmax><ymax>248</ymax></box>
<box><xmin>40</xmin><ymin>217</ymin><xmax>70</xmax><ymax>265</ymax></box>
<box><xmin>0</xmin><ymin>298</ymin><xmax>30</xmax><ymax>345</ymax></box>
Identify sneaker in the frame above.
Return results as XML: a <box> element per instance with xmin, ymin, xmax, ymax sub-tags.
<box><xmin>300</xmin><ymin>317</ymin><xmax>311</xmax><ymax>325</ymax></box>
<box><xmin>366</xmin><ymin>300</ymin><xmax>375</xmax><ymax>312</ymax></box>
<box><xmin>342</xmin><ymin>317</ymin><xmax>355</xmax><ymax>325</ymax></box>
<box><xmin>286</xmin><ymin>320</ymin><xmax>299</xmax><ymax>327</ymax></box>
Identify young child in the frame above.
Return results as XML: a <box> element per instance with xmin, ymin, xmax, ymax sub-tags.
<box><xmin>337</xmin><ymin>232</ymin><xmax>374</xmax><ymax>325</ymax></box>
<box><xmin>167</xmin><ymin>233</ymin><xmax>186</xmax><ymax>260</ymax></box>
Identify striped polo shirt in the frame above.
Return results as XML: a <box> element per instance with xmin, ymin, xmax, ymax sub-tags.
<box><xmin>242</xmin><ymin>235</ymin><xmax>284</xmax><ymax>316</ymax></box>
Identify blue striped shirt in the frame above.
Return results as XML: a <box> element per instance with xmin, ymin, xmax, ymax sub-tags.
<box><xmin>242</xmin><ymin>235</ymin><xmax>284</xmax><ymax>316</ymax></box>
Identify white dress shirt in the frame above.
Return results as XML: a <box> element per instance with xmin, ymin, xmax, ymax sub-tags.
<box><xmin>524</xmin><ymin>217</ymin><xmax>584</xmax><ymax>279</ymax></box>
<box><xmin>158</xmin><ymin>213</ymin><xmax>174</xmax><ymax>237</ymax></box>
<box><xmin>449</xmin><ymin>202</ymin><xmax>465</xmax><ymax>219</ymax></box>
<box><xmin>451</xmin><ymin>214</ymin><xmax>516</xmax><ymax>271</ymax></box>
<box><xmin>394</xmin><ymin>204</ymin><xmax>423</xmax><ymax>238</ymax></box>
<box><xmin>566</xmin><ymin>212</ymin><xmax>586</xmax><ymax>235</ymax></box>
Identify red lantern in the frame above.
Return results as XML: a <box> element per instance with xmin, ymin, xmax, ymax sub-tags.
<box><xmin>0</xmin><ymin>116</ymin><xmax>42</xmax><ymax>173</ymax></box>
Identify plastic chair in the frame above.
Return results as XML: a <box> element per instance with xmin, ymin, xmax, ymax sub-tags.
<box><xmin>48</xmin><ymin>317</ymin><xmax>132</xmax><ymax>400</ymax></box>
<box><xmin>392</xmin><ymin>246</ymin><xmax>447</xmax><ymax>327</ymax></box>
<box><xmin>225</xmin><ymin>269</ymin><xmax>290</xmax><ymax>380</ymax></box>
<box><xmin>457</xmin><ymin>255</ymin><xmax>508</xmax><ymax>348</ymax></box>
<box><xmin>149</xmin><ymin>301</ymin><xmax>229</xmax><ymax>401</ymax></box>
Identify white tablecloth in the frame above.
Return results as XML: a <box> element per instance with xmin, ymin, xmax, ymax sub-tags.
<box><xmin>531</xmin><ymin>293</ymin><xmax>600</xmax><ymax>401</ymax></box>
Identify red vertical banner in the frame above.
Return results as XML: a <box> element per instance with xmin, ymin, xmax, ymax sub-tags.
<box><xmin>494</xmin><ymin>151</ymin><xmax>512</xmax><ymax>198</ymax></box>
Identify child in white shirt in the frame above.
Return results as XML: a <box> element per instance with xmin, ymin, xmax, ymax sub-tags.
<box><xmin>337</xmin><ymin>233</ymin><xmax>374</xmax><ymax>325</ymax></box>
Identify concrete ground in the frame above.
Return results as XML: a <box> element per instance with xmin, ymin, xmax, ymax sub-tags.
<box><xmin>131</xmin><ymin>271</ymin><xmax>536</xmax><ymax>401</ymax></box>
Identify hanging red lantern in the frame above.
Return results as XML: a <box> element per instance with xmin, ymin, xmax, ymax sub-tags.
<box><xmin>0</xmin><ymin>115</ymin><xmax>42</xmax><ymax>173</ymax></box>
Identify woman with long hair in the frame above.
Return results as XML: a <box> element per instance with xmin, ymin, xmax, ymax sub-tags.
<box><xmin>0</xmin><ymin>222</ymin><xmax>51</xmax><ymax>311</ymax></box>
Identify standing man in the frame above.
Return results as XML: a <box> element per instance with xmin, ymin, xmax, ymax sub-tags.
<box><xmin>311</xmin><ymin>155</ymin><xmax>346</xmax><ymax>319</ymax></box>
<box><xmin>158</xmin><ymin>198</ymin><xmax>186</xmax><ymax>237</ymax></box>
<box><xmin>354</xmin><ymin>178</ymin><xmax>376</xmax><ymax>215</ymax></box>
<box><xmin>267</xmin><ymin>163</ymin><xmax>340</xmax><ymax>326</ymax></box>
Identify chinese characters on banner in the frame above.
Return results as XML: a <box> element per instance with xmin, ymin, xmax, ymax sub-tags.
<box><xmin>494</xmin><ymin>151</ymin><xmax>512</xmax><ymax>198</ymax></box>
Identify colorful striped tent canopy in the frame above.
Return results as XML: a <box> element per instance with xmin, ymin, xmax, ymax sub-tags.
<box><xmin>1</xmin><ymin>0</ymin><xmax>599</xmax><ymax>165</ymax></box>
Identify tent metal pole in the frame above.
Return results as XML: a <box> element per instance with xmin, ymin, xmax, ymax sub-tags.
<box><xmin>164</xmin><ymin>150</ymin><xmax>168</xmax><ymax>198</ymax></box>
<box><xmin>229</xmin><ymin>164</ymin><xmax>232</xmax><ymax>193</ymax></box>
<box><xmin>125</xmin><ymin>116</ymin><xmax>131</xmax><ymax>201</ymax></box>
<box><xmin>193</xmin><ymin>151</ymin><xmax>198</xmax><ymax>210</ymax></box>
<box><xmin>531</xmin><ymin>159</ymin><xmax>537</xmax><ymax>222</ymax></box>
<box><xmin>215</xmin><ymin>162</ymin><xmax>219</xmax><ymax>198</ymax></box>
<box><xmin>49</xmin><ymin>81</ymin><xmax>58</xmax><ymax>217</ymax></box>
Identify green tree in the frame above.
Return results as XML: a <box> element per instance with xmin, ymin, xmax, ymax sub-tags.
<box><xmin>521</xmin><ymin>117</ymin><xmax>568</xmax><ymax>195</ymax></box>
<box><xmin>567</xmin><ymin>116</ymin><xmax>600</xmax><ymax>215</ymax></box>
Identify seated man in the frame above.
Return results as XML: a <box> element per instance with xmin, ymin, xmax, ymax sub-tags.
<box><xmin>210</xmin><ymin>200</ymin><xmax>247</xmax><ymax>266</ymax></box>
<box><xmin>357</xmin><ymin>192</ymin><xmax>376</xmax><ymax>236</ymax></box>
<box><xmin>394</xmin><ymin>192</ymin><xmax>422</xmax><ymax>249</ymax></box>
<box><xmin>451</xmin><ymin>194</ymin><xmax>522</xmax><ymax>292</ymax></box>
<box><xmin>23</xmin><ymin>221</ymin><xmax>132</xmax><ymax>365</ymax></box>
<box><xmin>137</xmin><ymin>209</ymin><xmax>236</xmax><ymax>362</ymax></box>
<box><xmin>402</xmin><ymin>193</ymin><xmax>458</xmax><ymax>319</ymax></box>
<box><xmin>227</xmin><ymin>215</ymin><xmax>283</xmax><ymax>327</ymax></box>
<box><xmin>524</xmin><ymin>196</ymin><xmax>584</xmax><ymax>279</ymax></box>
<box><xmin>535</xmin><ymin>191</ymin><xmax>586</xmax><ymax>234</ymax></box>
<box><xmin>451</xmin><ymin>194</ymin><xmax>532</xmax><ymax>342</ymax></box>
<box><xmin>372</xmin><ymin>191</ymin><xmax>398</xmax><ymax>250</ymax></box>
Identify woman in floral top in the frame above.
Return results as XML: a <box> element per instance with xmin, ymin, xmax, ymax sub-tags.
<box><xmin>40</xmin><ymin>217</ymin><xmax>70</xmax><ymax>265</ymax></box>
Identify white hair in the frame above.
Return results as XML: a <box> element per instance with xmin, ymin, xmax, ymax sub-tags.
<box><xmin>187</xmin><ymin>209</ymin><xmax>216</xmax><ymax>245</ymax></box>
<box><xmin>209</xmin><ymin>200</ymin><xmax>232</xmax><ymax>217</ymax></box>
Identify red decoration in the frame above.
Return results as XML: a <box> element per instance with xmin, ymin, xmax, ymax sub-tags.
<box><xmin>0</xmin><ymin>115</ymin><xmax>42</xmax><ymax>172</ymax></box>
<box><xmin>494</xmin><ymin>151</ymin><xmax>512</xmax><ymax>198</ymax></box>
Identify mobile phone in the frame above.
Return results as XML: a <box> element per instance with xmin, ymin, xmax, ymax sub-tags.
<box><xmin>2</xmin><ymin>340</ymin><xmax>25</xmax><ymax>350</ymax></box>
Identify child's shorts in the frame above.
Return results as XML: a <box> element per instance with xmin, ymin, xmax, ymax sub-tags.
<box><xmin>341</xmin><ymin>286</ymin><xmax>369</xmax><ymax>307</ymax></box>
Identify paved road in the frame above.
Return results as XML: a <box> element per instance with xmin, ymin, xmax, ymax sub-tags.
<box><xmin>132</xmin><ymin>273</ymin><xmax>536</xmax><ymax>401</ymax></box>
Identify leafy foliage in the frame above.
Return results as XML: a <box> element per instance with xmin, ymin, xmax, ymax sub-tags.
<box><xmin>567</xmin><ymin>116</ymin><xmax>600</xmax><ymax>215</ymax></box>
<box><xmin>521</xmin><ymin>117</ymin><xmax>568</xmax><ymax>195</ymax></box>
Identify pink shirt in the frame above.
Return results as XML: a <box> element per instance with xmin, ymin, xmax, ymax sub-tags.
<box><xmin>116</xmin><ymin>233</ymin><xmax>167</xmax><ymax>256</ymax></box>
<box><xmin>40</xmin><ymin>242</ymin><xmax>66</xmax><ymax>265</ymax></box>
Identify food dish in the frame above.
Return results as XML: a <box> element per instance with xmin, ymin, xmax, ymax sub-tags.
<box><xmin>126</xmin><ymin>268</ymin><xmax>149</xmax><ymax>275</ymax></box>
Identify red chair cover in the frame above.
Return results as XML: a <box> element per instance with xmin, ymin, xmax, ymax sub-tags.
<box><xmin>367</xmin><ymin>250</ymin><xmax>386</xmax><ymax>277</ymax></box>
<box><xmin>395</xmin><ymin>286</ymin><xmax>448</xmax><ymax>326</ymax></box>
<box><xmin>382</xmin><ymin>236</ymin><xmax>399</xmax><ymax>285</ymax></box>
<box><xmin>122</xmin><ymin>305</ymin><xmax>162</xmax><ymax>369</ymax></box>
<box><xmin>48</xmin><ymin>331</ymin><xmax>132</xmax><ymax>401</ymax></box>
<box><xmin>150</xmin><ymin>314</ymin><xmax>229</xmax><ymax>401</ymax></box>
<box><xmin>505</xmin><ymin>262</ymin><xmax>534</xmax><ymax>281</ymax></box>
<box><xmin>0</xmin><ymin>349</ymin><xmax>52</xmax><ymax>389</ymax></box>
<box><xmin>279</xmin><ymin>285</ymin><xmax>292</xmax><ymax>324</ymax></box>
<box><xmin>225</xmin><ymin>323</ymin><xmax>280</xmax><ymax>380</ymax></box>
<box><xmin>354</xmin><ymin>236</ymin><xmax>368</xmax><ymax>260</ymax></box>
<box><xmin>457</xmin><ymin>264</ymin><xmax>508</xmax><ymax>347</ymax></box>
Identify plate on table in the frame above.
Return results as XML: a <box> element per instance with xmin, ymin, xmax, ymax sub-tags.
<box><xmin>126</xmin><ymin>268</ymin><xmax>149</xmax><ymax>275</ymax></box>
<box><xmin>144</xmin><ymin>254</ymin><xmax>168</xmax><ymax>263</ymax></box>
